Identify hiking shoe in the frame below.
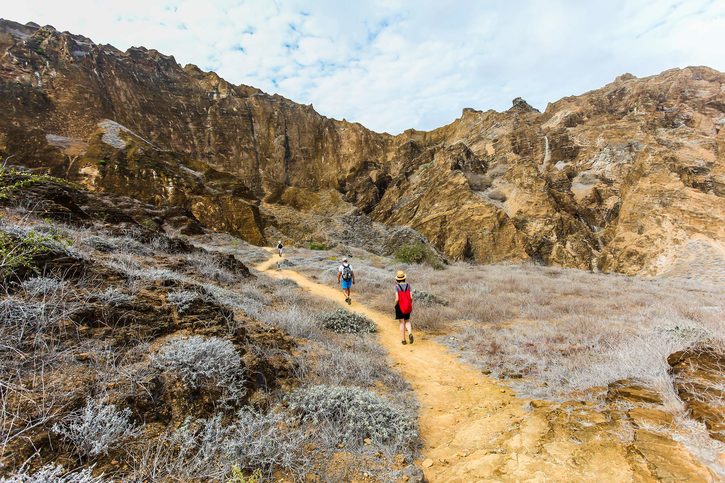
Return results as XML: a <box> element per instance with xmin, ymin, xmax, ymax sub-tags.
<box><xmin>401</xmin><ymin>340</ymin><xmax>407</xmax><ymax>345</ymax></box>
<box><xmin>409</xmin><ymin>333</ymin><xmax>414</xmax><ymax>344</ymax></box>
<box><xmin>346</xmin><ymin>297</ymin><xmax>352</xmax><ymax>305</ymax></box>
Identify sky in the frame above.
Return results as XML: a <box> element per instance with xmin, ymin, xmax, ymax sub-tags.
<box><xmin>4</xmin><ymin>0</ymin><xmax>725</xmax><ymax>133</ymax></box>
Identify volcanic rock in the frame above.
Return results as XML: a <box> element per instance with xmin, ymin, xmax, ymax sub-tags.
<box><xmin>0</xmin><ymin>19</ymin><xmax>723</xmax><ymax>275</ymax></box>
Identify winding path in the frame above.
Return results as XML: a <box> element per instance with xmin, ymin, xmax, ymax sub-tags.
<box><xmin>256</xmin><ymin>252</ymin><xmax>712</xmax><ymax>482</ymax></box>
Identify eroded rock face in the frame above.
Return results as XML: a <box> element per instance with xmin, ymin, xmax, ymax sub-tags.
<box><xmin>669</xmin><ymin>345</ymin><xmax>725</xmax><ymax>442</ymax></box>
<box><xmin>0</xmin><ymin>19</ymin><xmax>723</xmax><ymax>274</ymax></box>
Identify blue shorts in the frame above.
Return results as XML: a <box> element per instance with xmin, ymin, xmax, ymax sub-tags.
<box><xmin>341</xmin><ymin>279</ymin><xmax>352</xmax><ymax>289</ymax></box>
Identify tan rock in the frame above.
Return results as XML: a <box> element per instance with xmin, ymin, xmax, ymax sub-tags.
<box><xmin>633</xmin><ymin>430</ymin><xmax>713</xmax><ymax>482</ymax></box>
<box><xmin>0</xmin><ymin>19</ymin><xmax>723</xmax><ymax>275</ymax></box>
<box><xmin>668</xmin><ymin>345</ymin><xmax>725</xmax><ymax>442</ymax></box>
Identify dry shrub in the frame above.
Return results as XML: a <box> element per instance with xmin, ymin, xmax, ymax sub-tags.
<box><xmin>130</xmin><ymin>409</ymin><xmax>309</xmax><ymax>481</ymax></box>
<box><xmin>291</xmin><ymin>248</ymin><xmax>724</xmax><ymax>404</ymax></box>
<box><xmin>152</xmin><ymin>336</ymin><xmax>246</xmax><ymax>403</ymax></box>
<box><xmin>287</xmin><ymin>385</ymin><xmax>418</xmax><ymax>451</ymax></box>
<box><xmin>318</xmin><ymin>309</ymin><xmax>376</xmax><ymax>334</ymax></box>
<box><xmin>412</xmin><ymin>305</ymin><xmax>449</xmax><ymax>332</ymax></box>
<box><xmin>52</xmin><ymin>400</ymin><xmax>140</xmax><ymax>458</ymax></box>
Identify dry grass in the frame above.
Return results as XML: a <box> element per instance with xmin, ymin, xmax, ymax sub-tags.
<box><xmin>287</xmin><ymin>244</ymin><xmax>725</xmax><ymax>474</ymax></box>
<box><xmin>288</xmin><ymin>247</ymin><xmax>724</xmax><ymax>402</ymax></box>
<box><xmin>0</xmin><ymin>212</ymin><xmax>418</xmax><ymax>481</ymax></box>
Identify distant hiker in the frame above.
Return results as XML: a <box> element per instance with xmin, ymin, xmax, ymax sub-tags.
<box><xmin>394</xmin><ymin>271</ymin><xmax>414</xmax><ymax>345</ymax></box>
<box><xmin>277</xmin><ymin>240</ymin><xmax>284</xmax><ymax>257</ymax></box>
<box><xmin>337</xmin><ymin>257</ymin><xmax>355</xmax><ymax>305</ymax></box>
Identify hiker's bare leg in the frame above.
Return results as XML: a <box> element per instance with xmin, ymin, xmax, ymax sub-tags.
<box><xmin>399</xmin><ymin>320</ymin><xmax>406</xmax><ymax>341</ymax></box>
<box><xmin>405</xmin><ymin>321</ymin><xmax>412</xmax><ymax>335</ymax></box>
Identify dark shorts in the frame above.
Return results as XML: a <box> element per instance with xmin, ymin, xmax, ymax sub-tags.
<box><xmin>395</xmin><ymin>304</ymin><xmax>410</xmax><ymax>320</ymax></box>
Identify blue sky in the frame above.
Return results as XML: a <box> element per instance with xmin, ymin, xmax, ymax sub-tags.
<box><xmin>5</xmin><ymin>0</ymin><xmax>725</xmax><ymax>133</ymax></box>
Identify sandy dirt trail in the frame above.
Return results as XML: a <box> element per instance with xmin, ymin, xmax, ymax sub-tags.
<box><xmin>256</xmin><ymin>253</ymin><xmax>713</xmax><ymax>482</ymax></box>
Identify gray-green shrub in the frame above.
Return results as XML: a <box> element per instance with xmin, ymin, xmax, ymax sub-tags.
<box><xmin>52</xmin><ymin>400</ymin><xmax>139</xmax><ymax>458</ymax></box>
<box><xmin>93</xmin><ymin>287</ymin><xmax>133</xmax><ymax>306</ymax></box>
<box><xmin>0</xmin><ymin>463</ymin><xmax>106</xmax><ymax>483</ymax></box>
<box><xmin>394</xmin><ymin>242</ymin><xmax>443</xmax><ymax>269</ymax></box>
<box><xmin>166</xmin><ymin>290</ymin><xmax>201</xmax><ymax>313</ymax></box>
<box><xmin>318</xmin><ymin>309</ymin><xmax>376</xmax><ymax>334</ymax></box>
<box><xmin>152</xmin><ymin>336</ymin><xmax>245</xmax><ymax>401</ymax></box>
<box><xmin>130</xmin><ymin>409</ymin><xmax>309</xmax><ymax>481</ymax></box>
<box><xmin>21</xmin><ymin>276</ymin><xmax>66</xmax><ymax>297</ymax></box>
<box><xmin>287</xmin><ymin>385</ymin><xmax>417</xmax><ymax>449</ymax></box>
<box><xmin>412</xmin><ymin>289</ymin><xmax>448</xmax><ymax>307</ymax></box>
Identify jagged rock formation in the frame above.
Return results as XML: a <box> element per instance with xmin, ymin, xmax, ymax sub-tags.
<box><xmin>668</xmin><ymin>345</ymin><xmax>725</xmax><ymax>442</ymax></box>
<box><xmin>1</xmin><ymin>19</ymin><xmax>723</xmax><ymax>275</ymax></box>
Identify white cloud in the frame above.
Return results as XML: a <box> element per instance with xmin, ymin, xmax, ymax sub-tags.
<box><xmin>4</xmin><ymin>0</ymin><xmax>725</xmax><ymax>133</ymax></box>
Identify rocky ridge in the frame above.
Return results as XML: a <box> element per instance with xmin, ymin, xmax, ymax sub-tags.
<box><xmin>0</xmin><ymin>19</ymin><xmax>723</xmax><ymax>276</ymax></box>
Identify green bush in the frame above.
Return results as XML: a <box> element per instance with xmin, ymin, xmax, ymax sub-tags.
<box><xmin>318</xmin><ymin>309</ymin><xmax>376</xmax><ymax>334</ymax></box>
<box><xmin>0</xmin><ymin>167</ymin><xmax>72</xmax><ymax>200</ymax></box>
<box><xmin>0</xmin><ymin>230</ymin><xmax>56</xmax><ymax>277</ymax></box>
<box><xmin>309</xmin><ymin>241</ymin><xmax>328</xmax><ymax>250</ymax></box>
<box><xmin>394</xmin><ymin>242</ymin><xmax>443</xmax><ymax>269</ymax></box>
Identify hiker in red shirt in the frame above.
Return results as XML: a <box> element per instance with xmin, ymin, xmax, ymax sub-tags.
<box><xmin>394</xmin><ymin>270</ymin><xmax>414</xmax><ymax>345</ymax></box>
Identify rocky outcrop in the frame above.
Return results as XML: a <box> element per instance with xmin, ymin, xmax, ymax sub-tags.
<box><xmin>0</xmin><ymin>19</ymin><xmax>723</xmax><ymax>275</ymax></box>
<box><xmin>668</xmin><ymin>345</ymin><xmax>725</xmax><ymax>442</ymax></box>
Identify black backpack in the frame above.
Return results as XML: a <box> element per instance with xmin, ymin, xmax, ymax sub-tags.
<box><xmin>341</xmin><ymin>264</ymin><xmax>353</xmax><ymax>281</ymax></box>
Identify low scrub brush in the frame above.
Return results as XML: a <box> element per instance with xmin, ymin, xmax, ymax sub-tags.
<box><xmin>152</xmin><ymin>336</ymin><xmax>246</xmax><ymax>402</ymax></box>
<box><xmin>166</xmin><ymin>290</ymin><xmax>203</xmax><ymax>313</ymax></box>
<box><xmin>52</xmin><ymin>400</ymin><xmax>139</xmax><ymax>458</ymax></box>
<box><xmin>394</xmin><ymin>242</ymin><xmax>443</xmax><ymax>269</ymax></box>
<box><xmin>412</xmin><ymin>289</ymin><xmax>448</xmax><ymax>307</ymax></box>
<box><xmin>21</xmin><ymin>276</ymin><xmax>67</xmax><ymax>297</ymax></box>
<box><xmin>93</xmin><ymin>287</ymin><xmax>134</xmax><ymax>306</ymax></box>
<box><xmin>0</xmin><ymin>463</ymin><xmax>105</xmax><ymax>483</ymax></box>
<box><xmin>318</xmin><ymin>309</ymin><xmax>376</xmax><ymax>334</ymax></box>
<box><xmin>287</xmin><ymin>384</ymin><xmax>418</xmax><ymax>449</ymax></box>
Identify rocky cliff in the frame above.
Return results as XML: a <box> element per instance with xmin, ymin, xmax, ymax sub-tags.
<box><xmin>1</xmin><ymin>19</ymin><xmax>723</xmax><ymax>276</ymax></box>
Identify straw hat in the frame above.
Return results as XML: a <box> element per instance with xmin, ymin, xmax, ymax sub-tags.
<box><xmin>395</xmin><ymin>270</ymin><xmax>406</xmax><ymax>282</ymax></box>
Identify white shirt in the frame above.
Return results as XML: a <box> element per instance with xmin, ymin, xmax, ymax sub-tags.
<box><xmin>338</xmin><ymin>263</ymin><xmax>352</xmax><ymax>273</ymax></box>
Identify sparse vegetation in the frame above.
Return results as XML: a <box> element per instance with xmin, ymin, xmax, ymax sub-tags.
<box><xmin>412</xmin><ymin>288</ymin><xmax>448</xmax><ymax>307</ymax></box>
<box><xmin>1</xmin><ymin>463</ymin><xmax>105</xmax><ymax>483</ymax></box>
<box><xmin>309</xmin><ymin>241</ymin><xmax>328</xmax><ymax>250</ymax></box>
<box><xmin>485</xmin><ymin>188</ymin><xmax>507</xmax><ymax>202</ymax></box>
<box><xmin>130</xmin><ymin>409</ymin><xmax>310</xmax><ymax>481</ymax></box>
<box><xmin>166</xmin><ymin>289</ymin><xmax>202</xmax><ymax>313</ymax></box>
<box><xmin>0</xmin><ymin>164</ymin><xmax>419</xmax><ymax>481</ymax></box>
<box><xmin>318</xmin><ymin>309</ymin><xmax>376</xmax><ymax>334</ymax></box>
<box><xmin>152</xmin><ymin>336</ymin><xmax>246</xmax><ymax>402</ymax></box>
<box><xmin>465</xmin><ymin>172</ymin><xmax>492</xmax><ymax>191</ymax></box>
<box><xmin>52</xmin><ymin>400</ymin><xmax>139</xmax><ymax>458</ymax></box>
<box><xmin>394</xmin><ymin>242</ymin><xmax>443</xmax><ymax>269</ymax></box>
<box><xmin>21</xmin><ymin>276</ymin><xmax>67</xmax><ymax>297</ymax></box>
<box><xmin>0</xmin><ymin>167</ymin><xmax>72</xmax><ymax>201</ymax></box>
<box><xmin>287</xmin><ymin>385</ymin><xmax>418</xmax><ymax>450</ymax></box>
<box><xmin>93</xmin><ymin>287</ymin><xmax>133</xmax><ymax>306</ymax></box>
<box><xmin>313</xmin><ymin>338</ymin><xmax>409</xmax><ymax>391</ymax></box>
<box><xmin>0</xmin><ymin>229</ymin><xmax>60</xmax><ymax>277</ymax></box>
<box><xmin>302</xmin><ymin>250</ymin><xmax>724</xmax><ymax>403</ymax></box>
<box><xmin>83</xmin><ymin>234</ymin><xmax>147</xmax><ymax>254</ymax></box>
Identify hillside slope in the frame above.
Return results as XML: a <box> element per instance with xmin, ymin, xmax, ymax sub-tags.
<box><xmin>0</xmin><ymin>19</ymin><xmax>723</xmax><ymax>276</ymax></box>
